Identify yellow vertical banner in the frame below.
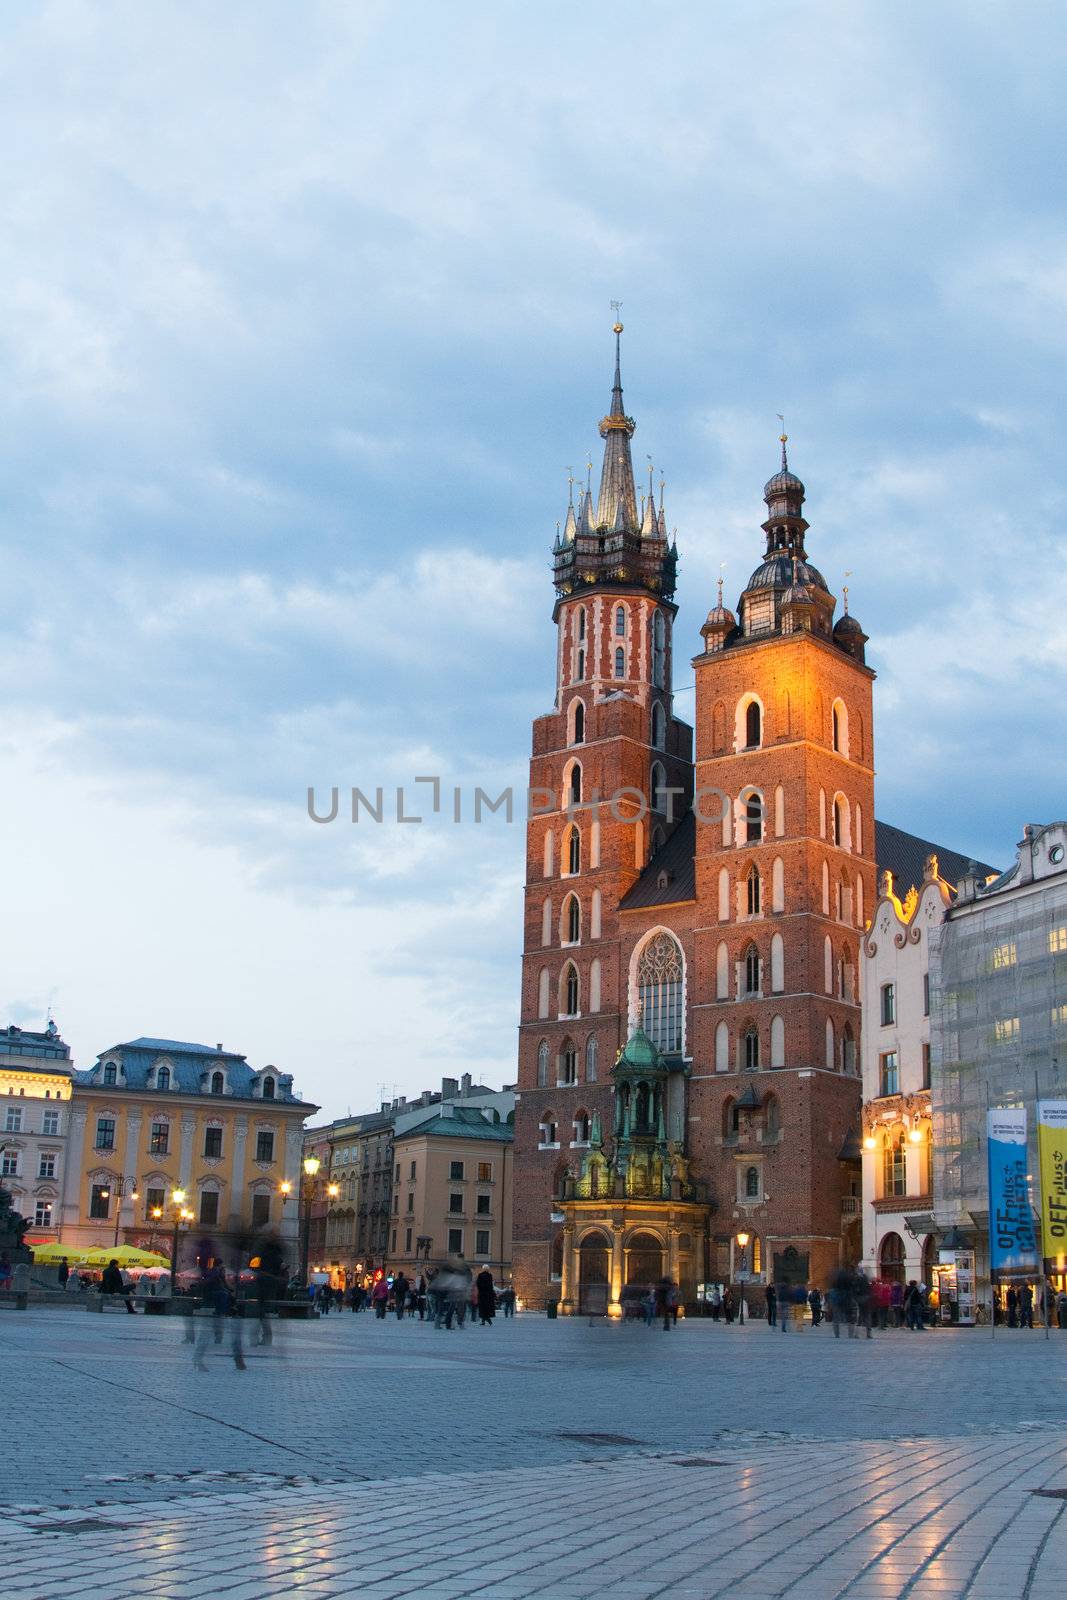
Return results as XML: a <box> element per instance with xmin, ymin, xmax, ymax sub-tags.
<box><xmin>1036</xmin><ymin>1101</ymin><xmax>1067</xmax><ymax>1264</ymax></box>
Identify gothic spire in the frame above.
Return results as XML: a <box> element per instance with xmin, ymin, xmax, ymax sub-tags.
<box><xmin>595</xmin><ymin>320</ymin><xmax>638</xmax><ymax>529</ymax></box>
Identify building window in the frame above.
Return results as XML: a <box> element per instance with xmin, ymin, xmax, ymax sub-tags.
<box><xmin>157</xmin><ymin>1067</ymin><xmax>170</xmax><ymax>1090</ymax></box>
<box><xmin>745</xmin><ymin>792</ymin><xmax>763</xmax><ymax>843</ymax></box>
<box><xmin>565</xmin><ymin>895</ymin><xmax>580</xmax><ymax>943</ymax></box>
<box><xmin>211</xmin><ymin>1071</ymin><xmax>224</xmax><ymax>1095</ymax></box>
<box><xmin>449</xmin><ymin>1160</ymin><xmax>464</xmax><ymax>1182</ymax></box>
<box><xmin>744</xmin><ymin>944</ymin><xmax>760</xmax><ymax>995</ymax></box>
<box><xmin>95</xmin><ymin>1116</ymin><xmax>115</xmax><ymax>1151</ymax></box>
<box><xmin>199</xmin><ymin>1190</ymin><xmax>219</xmax><ymax>1225</ymax></box>
<box><xmin>635</xmin><ymin>931</ymin><xmax>684</xmax><ymax>1054</ymax></box>
<box><xmin>573</xmin><ymin>701</ymin><xmax>585</xmax><ymax>744</ymax></box>
<box><xmin>747</xmin><ymin>868</ymin><xmax>761</xmax><ymax>917</ymax></box>
<box><xmin>562</xmin><ymin>964</ymin><xmax>579</xmax><ymax>1016</ymax></box>
<box><xmin>472</xmin><ymin>1229</ymin><xmax>488</xmax><ymax>1257</ymax></box>
<box><xmin>146</xmin><ymin>1186</ymin><xmax>164</xmax><ymax>1218</ymax></box>
<box><xmin>448</xmin><ymin>1228</ymin><xmax>463</xmax><ymax>1255</ymax></box>
<box><xmin>832</xmin><ymin>704</ymin><xmax>842</xmax><ymax>752</ymax></box>
<box><xmin>585</xmin><ymin>1036</ymin><xmax>598</xmax><ymax>1082</ymax></box>
<box><xmin>90</xmin><ymin>1183</ymin><xmax>110</xmax><ymax>1219</ymax></box>
<box><xmin>5</xmin><ymin>1107</ymin><xmax>22</xmax><ymax>1133</ymax></box>
<box><xmin>539</xmin><ymin>1116</ymin><xmax>558</xmax><ymax>1148</ymax></box>
<box><xmin>255</xmin><ymin>1131</ymin><xmax>275</xmax><ymax>1163</ymax></box>
<box><xmin>262</xmin><ymin>1076</ymin><xmax>275</xmax><ymax>1099</ymax></box>
<box><xmin>34</xmin><ymin>1201</ymin><xmax>53</xmax><ymax>1228</ymax></box>
<box><xmin>833</xmin><ymin>799</ymin><xmax>844</xmax><ymax>847</ymax></box>
<box><xmin>38</xmin><ymin>1153</ymin><xmax>56</xmax><ymax>1179</ymax></box>
<box><xmin>577</xmin><ymin>647</ymin><xmax>585</xmax><ymax>680</ymax></box>
<box><xmin>614</xmin><ymin>646</ymin><xmax>625</xmax><ymax>678</ymax></box>
<box><xmin>559</xmin><ymin>1044</ymin><xmax>578</xmax><ymax>1085</ymax></box>
<box><xmin>745</xmin><ymin>1165</ymin><xmax>760</xmax><ymax>1198</ymax></box>
<box><xmin>150</xmin><ymin>1122</ymin><xmax>169</xmax><ymax>1156</ymax></box>
<box><xmin>409</xmin><ymin>1160</ymin><xmax>417</xmax><ymax>1180</ymax></box>
<box><xmin>251</xmin><ymin>1192</ymin><xmax>270</xmax><ymax>1228</ymax></box>
<box><xmin>883</xmin><ymin>1134</ymin><xmax>906</xmax><ymax>1198</ymax></box>
<box><xmin>42</xmin><ymin>1109</ymin><xmax>59</xmax><ymax>1136</ymax></box>
<box><xmin>477</xmin><ymin>1162</ymin><xmax>492</xmax><ymax>1182</ymax></box>
<box><xmin>880</xmin><ymin>983</ymin><xmax>895</xmax><ymax>1026</ymax></box>
<box><xmin>537</xmin><ymin>1041</ymin><xmax>549</xmax><ymax>1087</ymax></box>
<box><xmin>879</xmin><ymin>1051</ymin><xmax>899</xmax><ymax>1096</ymax></box>
<box><xmin>994</xmin><ymin>1017</ymin><xmax>1020</xmax><ymax>1045</ymax></box>
<box><xmin>566</xmin><ymin>827</ymin><xmax>581</xmax><ymax>875</ymax></box>
<box><xmin>922</xmin><ymin>1042</ymin><xmax>931</xmax><ymax>1088</ymax></box>
<box><xmin>651</xmin><ymin>701</ymin><xmax>665</xmax><ymax>749</ymax></box>
<box><xmin>204</xmin><ymin>1127</ymin><xmax>223</xmax><ymax>1159</ymax></box>
<box><xmin>615</xmin><ymin>605</ymin><xmax>626</xmax><ymax>636</ymax></box>
<box><xmin>923</xmin><ymin>973</ymin><xmax>930</xmax><ymax>1017</ymax></box>
<box><xmin>574</xmin><ymin>1110</ymin><xmax>591</xmax><ymax>1144</ymax></box>
<box><xmin>1</xmin><ymin>1150</ymin><xmax>18</xmax><ymax>1177</ymax></box>
<box><xmin>103</xmin><ymin>1063</ymin><xmax>117</xmax><ymax>1086</ymax></box>
<box><xmin>476</xmin><ymin>1192</ymin><xmax>491</xmax><ymax>1214</ymax></box>
<box><xmin>578</xmin><ymin>608</ymin><xmax>585</xmax><ymax>641</ymax></box>
<box><xmin>744</xmin><ymin>1028</ymin><xmax>760</xmax><ymax>1071</ymax></box>
<box><xmin>1049</xmin><ymin>927</ymin><xmax>1067</xmax><ymax>954</ymax></box>
<box><xmin>991</xmin><ymin>941</ymin><xmax>1017</xmax><ymax>971</ymax></box>
<box><xmin>745</xmin><ymin>700</ymin><xmax>761</xmax><ymax>749</ymax></box>
<box><xmin>391</xmin><ymin>1228</ymin><xmax>397</xmax><ymax>1252</ymax></box>
<box><xmin>406</xmin><ymin>1192</ymin><xmax>414</xmax><ymax>1212</ymax></box>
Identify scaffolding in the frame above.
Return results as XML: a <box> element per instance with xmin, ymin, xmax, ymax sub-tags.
<box><xmin>929</xmin><ymin>857</ymin><xmax>1067</xmax><ymax>1294</ymax></box>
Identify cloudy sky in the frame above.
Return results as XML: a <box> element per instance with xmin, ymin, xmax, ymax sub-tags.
<box><xmin>1</xmin><ymin>1</ymin><xmax>1064</xmax><ymax>1117</ymax></box>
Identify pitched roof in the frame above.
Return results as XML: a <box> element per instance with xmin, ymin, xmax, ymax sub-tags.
<box><xmin>619</xmin><ymin>812</ymin><xmax>998</xmax><ymax>912</ymax></box>
<box><xmin>74</xmin><ymin>1038</ymin><xmax>310</xmax><ymax>1108</ymax></box>
<box><xmin>395</xmin><ymin>1115</ymin><xmax>513</xmax><ymax>1144</ymax></box>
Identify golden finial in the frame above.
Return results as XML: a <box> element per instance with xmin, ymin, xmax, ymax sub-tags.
<box><xmin>567</xmin><ymin>466</ymin><xmax>574</xmax><ymax>506</ymax></box>
<box><xmin>843</xmin><ymin>570</ymin><xmax>853</xmax><ymax>613</ymax></box>
<box><xmin>777</xmin><ymin>412</ymin><xmax>788</xmax><ymax>470</ymax></box>
<box><xmin>586</xmin><ymin>459</ymin><xmax>593</xmax><ymax>493</ymax></box>
<box><xmin>717</xmin><ymin>575</ymin><xmax>724</xmax><ymax>606</ymax></box>
<box><xmin>610</xmin><ymin>298</ymin><xmax>623</xmax><ymax>334</ymax></box>
<box><xmin>659</xmin><ymin>476</ymin><xmax>665</xmax><ymax>511</ymax></box>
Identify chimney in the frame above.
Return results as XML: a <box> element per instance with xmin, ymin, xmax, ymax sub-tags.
<box><xmin>216</xmin><ymin>1043</ymin><xmax>223</xmax><ymax>1052</ymax></box>
<box><xmin>461</xmin><ymin>1072</ymin><xmax>472</xmax><ymax>1097</ymax></box>
<box><xmin>441</xmin><ymin>1076</ymin><xmax>459</xmax><ymax>1100</ymax></box>
<box><xmin>421</xmin><ymin>1090</ymin><xmax>433</xmax><ymax>1106</ymax></box>
<box><xmin>381</xmin><ymin>1101</ymin><xmax>390</xmax><ymax>1114</ymax></box>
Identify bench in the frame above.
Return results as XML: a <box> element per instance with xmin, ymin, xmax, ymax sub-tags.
<box><xmin>0</xmin><ymin>1289</ymin><xmax>28</xmax><ymax>1310</ymax></box>
<box><xmin>87</xmin><ymin>1294</ymin><xmax>136</xmax><ymax>1313</ymax></box>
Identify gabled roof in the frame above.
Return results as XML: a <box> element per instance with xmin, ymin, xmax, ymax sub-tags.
<box><xmin>619</xmin><ymin>812</ymin><xmax>998</xmax><ymax>913</ymax></box>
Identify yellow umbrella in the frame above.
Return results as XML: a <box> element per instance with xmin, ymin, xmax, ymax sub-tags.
<box><xmin>82</xmin><ymin>1245</ymin><xmax>170</xmax><ymax>1269</ymax></box>
<box><xmin>31</xmin><ymin>1242</ymin><xmax>93</xmax><ymax>1265</ymax></box>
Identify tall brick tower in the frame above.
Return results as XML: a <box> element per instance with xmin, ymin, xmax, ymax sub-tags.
<box><xmin>512</xmin><ymin>324</ymin><xmax>693</xmax><ymax>1305</ymax></box>
<box><xmin>687</xmin><ymin>434</ymin><xmax>875</xmax><ymax>1289</ymax></box>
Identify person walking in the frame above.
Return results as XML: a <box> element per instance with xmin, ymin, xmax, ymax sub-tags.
<box><xmin>853</xmin><ymin>1270</ymin><xmax>873</xmax><ymax>1338</ymax></box>
<box><xmin>890</xmin><ymin>1279</ymin><xmax>904</xmax><ymax>1327</ymax></box>
<box><xmin>371</xmin><ymin>1275</ymin><xmax>390</xmax><ymax>1319</ymax></box>
<box><xmin>1020</xmin><ymin>1283</ymin><xmax>1034</xmax><ymax>1329</ymax></box>
<box><xmin>709</xmin><ymin>1285</ymin><xmax>722</xmax><ymax>1322</ymax></box>
<box><xmin>808</xmin><ymin>1286</ymin><xmax>823</xmax><ymax>1327</ymax></box>
<box><xmin>101</xmin><ymin>1258</ymin><xmax>136</xmax><ymax>1314</ymax></box>
<box><xmin>1006</xmin><ymin>1285</ymin><xmax>1018</xmax><ymax>1327</ymax></box>
<box><xmin>779</xmin><ymin>1283</ymin><xmax>791</xmax><ymax>1332</ymax></box>
<box><xmin>904</xmin><ymin>1279</ymin><xmax>924</xmax><ymax>1331</ymax></box>
<box><xmin>829</xmin><ymin>1269</ymin><xmax>852</xmax><ymax>1339</ymax></box>
<box><xmin>722</xmin><ymin>1285</ymin><xmax>735</xmax><ymax>1324</ymax></box>
<box><xmin>392</xmin><ymin>1271</ymin><xmax>408</xmax><ymax>1321</ymax></box>
<box><xmin>57</xmin><ymin>1257</ymin><xmax>69</xmax><ymax>1288</ymax></box>
<box><xmin>655</xmin><ymin>1276</ymin><xmax>674</xmax><ymax>1331</ymax></box>
<box><xmin>476</xmin><ymin>1265</ymin><xmax>496</xmax><ymax>1326</ymax></box>
<box><xmin>765</xmin><ymin>1284</ymin><xmax>777</xmax><ymax>1327</ymax></box>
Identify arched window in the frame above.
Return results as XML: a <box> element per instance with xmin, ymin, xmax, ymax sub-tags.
<box><xmin>744</xmin><ymin>1027</ymin><xmax>760</xmax><ymax>1071</ymax></box>
<box><xmin>883</xmin><ymin>1133</ymin><xmax>906</xmax><ymax>1197</ymax></box>
<box><xmin>561</xmin><ymin>964</ymin><xmax>579</xmax><ymax>1017</ymax></box>
<box><xmin>591</xmin><ymin>889</ymin><xmax>602</xmax><ymax>938</ymax></box>
<box><xmin>569</xmin><ymin>763</ymin><xmax>581</xmax><ymax>805</ymax></box>
<box><xmin>842</xmin><ymin>1023</ymin><xmax>857</xmax><ymax>1075</ymax></box>
<box><xmin>585</xmin><ymin>1036</ymin><xmax>598</xmax><ymax>1082</ymax></box>
<box><xmin>745</xmin><ymin>700</ymin><xmax>762</xmax><ymax>749</ymax></box>
<box><xmin>614</xmin><ymin>646</ymin><xmax>625</xmax><ymax>679</ymax></box>
<box><xmin>764</xmin><ymin>1094</ymin><xmax>781</xmax><ymax>1138</ymax></box>
<box><xmin>558</xmin><ymin>1041</ymin><xmax>578</xmax><ymax>1085</ymax></box>
<box><xmin>103</xmin><ymin>1063</ymin><xmax>117</xmax><ymax>1086</ymax></box>
<box><xmin>651</xmin><ymin>762</ymin><xmax>667</xmax><ymax>814</ymax></box>
<box><xmin>635</xmin><ymin>931</ymin><xmax>684</xmax><ymax>1053</ymax></box>
<box><xmin>651</xmin><ymin>701</ymin><xmax>665</xmax><ymax>749</ymax></box>
<box><xmin>615</xmin><ymin>605</ymin><xmax>626</xmax><ymax>636</ymax></box>
<box><xmin>566</xmin><ymin>826</ymin><xmax>581</xmax><ymax>876</ymax></box>
<box><xmin>262</xmin><ymin>1075</ymin><xmax>275</xmax><ymax>1099</ymax></box>
<box><xmin>573</xmin><ymin>701</ymin><xmax>585</xmax><ymax>744</ymax></box>
<box><xmin>722</xmin><ymin>1097</ymin><xmax>738</xmax><ymax>1137</ymax></box>
<box><xmin>210</xmin><ymin>1071</ymin><xmax>224</xmax><ymax>1095</ymax></box>
<box><xmin>770</xmin><ymin>932</ymin><xmax>784</xmax><ymax>992</ymax></box>
<box><xmin>538</xmin><ymin>968</ymin><xmax>550</xmax><ymax>1019</ymax></box>
<box><xmin>752</xmin><ymin>1236</ymin><xmax>762</xmax><ymax>1275</ymax></box>
<box><xmin>537</xmin><ymin>1041</ymin><xmax>549</xmax><ymax>1088</ymax></box>
<box><xmin>541</xmin><ymin>897</ymin><xmax>551</xmax><ymax>946</ymax></box>
<box><xmin>715</xmin><ymin>1020</ymin><xmax>730</xmax><ymax>1072</ymax></box>
<box><xmin>575</xmin><ymin>645</ymin><xmax>585</xmax><ymax>681</ymax></box>
<box><xmin>774</xmin><ymin>785</ymin><xmax>785</xmax><ymax>837</ymax></box>
<box><xmin>745</xmin><ymin>1165</ymin><xmax>760</xmax><ymax>1198</ymax></box>
<box><xmin>652</xmin><ymin>611</ymin><xmax>666</xmax><ymax>687</ymax></box>
<box><xmin>771</xmin><ymin>857</ymin><xmax>784</xmax><ymax>912</ymax></box>
<box><xmin>832</xmin><ymin>698</ymin><xmax>848</xmax><ymax>757</ymax></box>
<box><xmin>563</xmin><ymin>894</ymin><xmax>580</xmax><ymax>944</ymax></box>
<box><xmin>716</xmin><ymin>940</ymin><xmax>729</xmax><ymax>999</ymax></box>
<box><xmin>747</xmin><ymin>867</ymin><xmax>761</xmax><ymax>917</ymax></box>
<box><xmin>157</xmin><ymin>1066</ymin><xmax>170</xmax><ymax>1091</ymax></box>
<box><xmin>826</xmin><ymin>1017</ymin><xmax>835</xmax><ymax>1070</ymax></box>
<box><xmin>745</xmin><ymin>791</ymin><xmax>764</xmax><ymax>843</ymax></box>
<box><xmin>589</xmin><ymin>957</ymin><xmax>601</xmax><ymax>1012</ymax></box>
<box><xmin>544</xmin><ymin>830</ymin><xmax>555</xmax><ymax>879</ymax></box>
<box><xmin>770</xmin><ymin>1014</ymin><xmax>785</xmax><ymax>1067</ymax></box>
<box><xmin>880</xmin><ymin>1231</ymin><xmax>905</xmax><ymax>1285</ymax></box>
<box><xmin>744</xmin><ymin>943</ymin><xmax>760</xmax><ymax>994</ymax></box>
<box><xmin>718</xmin><ymin>867</ymin><xmax>730</xmax><ymax>922</ymax></box>
<box><xmin>574</xmin><ymin>1109</ymin><xmax>591</xmax><ymax>1144</ymax></box>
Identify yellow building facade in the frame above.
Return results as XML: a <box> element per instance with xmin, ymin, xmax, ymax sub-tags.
<box><xmin>64</xmin><ymin>1037</ymin><xmax>317</xmax><ymax>1267</ymax></box>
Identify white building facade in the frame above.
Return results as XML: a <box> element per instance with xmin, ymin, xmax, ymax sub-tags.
<box><xmin>860</xmin><ymin>858</ymin><xmax>951</xmax><ymax>1288</ymax></box>
<box><xmin>0</xmin><ymin>1022</ymin><xmax>74</xmax><ymax>1242</ymax></box>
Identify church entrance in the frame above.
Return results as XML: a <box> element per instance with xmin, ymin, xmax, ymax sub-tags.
<box><xmin>625</xmin><ymin>1231</ymin><xmax>664</xmax><ymax>1287</ymax></box>
<box><xmin>577</xmin><ymin>1230</ymin><xmax>610</xmax><ymax>1315</ymax></box>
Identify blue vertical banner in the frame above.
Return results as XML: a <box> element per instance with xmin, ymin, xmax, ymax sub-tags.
<box><xmin>987</xmin><ymin>1107</ymin><xmax>1039</xmax><ymax>1273</ymax></box>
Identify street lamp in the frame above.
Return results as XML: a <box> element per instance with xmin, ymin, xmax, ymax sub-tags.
<box><xmin>167</xmin><ymin>1188</ymin><xmax>193</xmax><ymax>1282</ymax></box>
<box><xmin>735</xmin><ymin>1231</ymin><xmax>750</xmax><ymax>1326</ymax></box>
<box><xmin>100</xmin><ymin>1174</ymin><xmax>141</xmax><ymax>1247</ymax></box>
<box><xmin>300</xmin><ymin>1155</ymin><xmax>320</xmax><ymax>1289</ymax></box>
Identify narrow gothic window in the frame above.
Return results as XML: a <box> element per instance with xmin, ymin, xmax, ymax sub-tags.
<box><xmin>832</xmin><ymin>705</ymin><xmax>842</xmax><ymax>752</ymax></box>
<box><xmin>567</xmin><ymin>827</ymin><xmax>581</xmax><ymax>875</ymax></box>
<box><xmin>614</xmin><ymin>646</ymin><xmax>625</xmax><ymax>679</ymax></box>
<box><xmin>537</xmin><ymin>1042</ymin><xmax>549</xmax><ymax>1087</ymax></box>
<box><xmin>746</xmin><ymin>792</ymin><xmax>763</xmax><ymax>843</ymax></box>
<box><xmin>570</xmin><ymin>764</ymin><xmax>581</xmax><ymax>804</ymax></box>
<box><xmin>744</xmin><ymin>944</ymin><xmax>760</xmax><ymax>994</ymax></box>
<box><xmin>747</xmin><ymin>868</ymin><xmax>761</xmax><ymax>917</ymax></box>
<box><xmin>833</xmin><ymin>797</ymin><xmax>845</xmax><ymax>847</ymax></box>
<box><xmin>563</xmin><ymin>965</ymin><xmax>579</xmax><ymax>1016</ymax></box>
<box><xmin>652</xmin><ymin>611</ymin><xmax>666</xmax><ymax>687</ymax></box>
<box><xmin>573</xmin><ymin>701</ymin><xmax>585</xmax><ymax>744</ymax></box>
<box><xmin>575</xmin><ymin>1110</ymin><xmax>591</xmax><ymax>1142</ymax></box>
<box><xmin>744</xmin><ymin>1028</ymin><xmax>760</xmax><ymax>1071</ymax></box>
<box><xmin>560</xmin><ymin>1044</ymin><xmax>577</xmax><ymax>1084</ymax></box>
<box><xmin>615</xmin><ymin>605</ymin><xmax>626</xmax><ymax>636</ymax></box>
<box><xmin>746</xmin><ymin>701</ymin><xmax>761</xmax><ymax>748</ymax></box>
<box><xmin>585</xmin><ymin>1036</ymin><xmax>598</xmax><ymax>1081</ymax></box>
<box><xmin>566</xmin><ymin>895</ymin><xmax>580</xmax><ymax>943</ymax></box>
<box><xmin>651</xmin><ymin>762</ymin><xmax>666</xmax><ymax>814</ymax></box>
<box><xmin>635</xmin><ymin>932</ymin><xmax>684</xmax><ymax>1053</ymax></box>
<box><xmin>651</xmin><ymin>701</ymin><xmax>665</xmax><ymax>749</ymax></box>
<box><xmin>578</xmin><ymin>608</ymin><xmax>586</xmax><ymax>640</ymax></box>
<box><xmin>577</xmin><ymin>648</ymin><xmax>585</xmax><ymax>680</ymax></box>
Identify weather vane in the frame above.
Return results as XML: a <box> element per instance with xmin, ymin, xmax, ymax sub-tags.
<box><xmin>843</xmin><ymin>569</ymin><xmax>853</xmax><ymax>613</ymax></box>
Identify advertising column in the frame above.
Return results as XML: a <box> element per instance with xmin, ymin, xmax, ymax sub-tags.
<box><xmin>987</xmin><ymin>1107</ymin><xmax>1039</xmax><ymax>1322</ymax></box>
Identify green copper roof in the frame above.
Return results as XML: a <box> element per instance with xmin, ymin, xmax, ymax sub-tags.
<box><xmin>613</xmin><ymin>1026</ymin><xmax>665</xmax><ymax>1073</ymax></box>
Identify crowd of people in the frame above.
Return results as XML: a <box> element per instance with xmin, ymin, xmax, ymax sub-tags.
<box><xmin>308</xmin><ymin>1263</ymin><xmax>516</xmax><ymax>1327</ymax></box>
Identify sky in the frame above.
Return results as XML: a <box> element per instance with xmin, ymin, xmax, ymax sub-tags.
<box><xmin>1</xmin><ymin>0</ymin><xmax>1065</xmax><ymax>1119</ymax></box>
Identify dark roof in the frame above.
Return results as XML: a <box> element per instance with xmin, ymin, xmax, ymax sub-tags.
<box><xmin>396</xmin><ymin>1115</ymin><xmax>513</xmax><ymax>1144</ymax></box>
<box><xmin>620</xmin><ymin>813</ymin><xmax>997</xmax><ymax>913</ymax></box>
<box><xmin>74</xmin><ymin>1038</ymin><xmax>309</xmax><ymax>1107</ymax></box>
<box><xmin>874</xmin><ymin>821</ymin><xmax>997</xmax><ymax>900</ymax></box>
<box><xmin>619</xmin><ymin>812</ymin><xmax>697</xmax><ymax>910</ymax></box>
<box><xmin>838</xmin><ymin>1128</ymin><xmax>862</xmax><ymax>1162</ymax></box>
<box><xmin>0</xmin><ymin>1023</ymin><xmax>72</xmax><ymax>1064</ymax></box>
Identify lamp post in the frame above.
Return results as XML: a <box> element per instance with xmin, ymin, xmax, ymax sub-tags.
<box><xmin>735</xmin><ymin>1231</ymin><xmax>750</xmax><ymax>1326</ymax></box>
<box><xmin>101</xmin><ymin>1174</ymin><xmax>140</xmax><ymax>1248</ymax></box>
<box><xmin>300</xmin><ymin>1155</ymin><xmax>320</xmax><ymax>1288</ymax></box>
<box><xmin>167</xmin><ymin>1188</ymin><xmax>193</xmax><ymax>1281</ymax></box>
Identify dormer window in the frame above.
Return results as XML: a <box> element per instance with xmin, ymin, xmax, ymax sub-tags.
<box><xmin>103</xmin><ymin>1063</ymin><xmax>117</xmax><ymax>1086</ymax></box>
<box><xmin>210</xmin><ymin>1071</ymin><xmax>224</xmax><ymax>1095</ymax></box>
<box><xmin>262</xmin><ymin>1075</ymin><xmax>275</xmax><ymax>1100</ymax></box>
<box><xmin>157</xmin><ymin>1066</ymin><xmax>170</xmax><ymax>1091</ymax></box>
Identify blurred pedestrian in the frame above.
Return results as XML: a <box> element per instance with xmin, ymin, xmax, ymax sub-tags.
<box><xmin>722</xmin><ymin>1285</ymin><xmax>735</xmax><ymax>1324</ymax></box>
<box><xmin>904</xmin><ymin>1279</ymin><xmax>924</xmax><ymax>1331</ymax></box>
<box><xmin>57</xmin><ymin>1257</ymin><xmax>69</xmax><ymax>1288</ymax></box>
<box><xmin>371</xmin><ymin>1276</ymin><xmax>389</xmax><ymax>1318</ymax></box>
<box><xmin>393</xmin><ymin>1271</ymin><xmax>408</xmax><ymax>1321</ymax></box>
<box><xmin>476</xmin><ymin>1264</ymin><xmax>496</xmax><ymax>1325</ymax></box>
<box><xmin>655</xmin><ymin>1276</ymin><xmax>674</xmax><ymax>1332</ymax></box>
<box><xmin>808</xmin><ymin>1285</ymin><xmax>823</xmax><ymax>1327</ymax></box>
<box><xmin>765</xmin><ymin>1284</ymin><xmax>777</xmax><ymax>1327</ymax></box>
<box><xmin>1020</xmin><ymin>1283</ymin><xmax>1034</xmax><ymax>1329</ymax></box>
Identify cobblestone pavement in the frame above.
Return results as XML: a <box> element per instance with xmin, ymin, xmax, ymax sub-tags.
<box><xmin>6</xmin><ymin>1308</ymin><xmax>1067</xmax><ymax>1597</ymax></box>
